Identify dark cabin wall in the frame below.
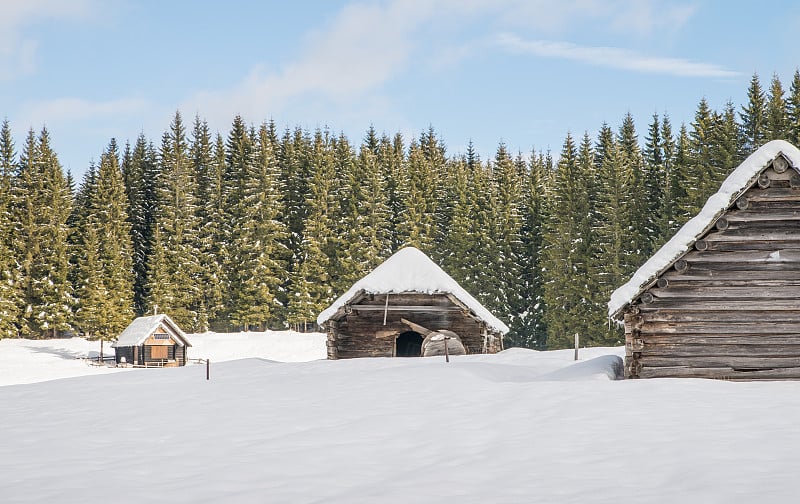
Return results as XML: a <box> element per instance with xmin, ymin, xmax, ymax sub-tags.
<box><xmin>328</xmin><ymin>293</ymin><xmax>500</xmax><ymax>359</ymax></box>
<box><xmin>625</xmin><ymin>160</ymin><xmax>800</xmax><ymax>379</ymax></box>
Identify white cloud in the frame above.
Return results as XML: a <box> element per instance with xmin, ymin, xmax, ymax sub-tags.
<box><xmin>0</xmin><ymin>0</ymin><xmax>94</xmax><ymax>80</ymax></box>
<box><xmin>19</xmin><ymin>97</ymin><xmax>151</xmax><ymax>128</ymax></box>
<box><xmin>495</xmin><ymin>33</ymin><xmax>740</xmax><ymax>78</ymax></box>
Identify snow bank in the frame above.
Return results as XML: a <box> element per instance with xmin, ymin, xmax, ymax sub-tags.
<box><xmin>317</xmin><ymin>247</ymin><xmax>510</xmax><ymax>334</ymax></box>
<box><xmin>609</xmin><ymin>140</ymin><xmax>800</xmax><ymax>318</ymax></box>
<box><xmin>3</xmin><ymin>346</ymin><xmax>800</xmax><ymax>503</ymax></box>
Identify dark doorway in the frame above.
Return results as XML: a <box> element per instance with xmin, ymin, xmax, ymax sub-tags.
<box><xmin>395</xmin><ymin>331</ymin><xmax>423</xmax><ymax>357</ymax></box>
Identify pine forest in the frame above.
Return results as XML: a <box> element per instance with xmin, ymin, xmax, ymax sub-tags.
<box><xmin>1</xmin><ymin>71</ymin><xmax>798</xmax><ymax>349</ymax></box>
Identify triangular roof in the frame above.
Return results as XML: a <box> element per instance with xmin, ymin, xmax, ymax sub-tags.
<box><xmin>317</xmin><ymin>247</ymin><xmax>510</xmax><ymax>334</ymax></box>
<box><xmin>609</xmin><ymin>139</ymin><xmax>800</xmax><ymax>319</ymax></box>
<box><xmin>112</xmin><ymin>314</ymin><xmax>191</xmax><ymax>347</ymax></box>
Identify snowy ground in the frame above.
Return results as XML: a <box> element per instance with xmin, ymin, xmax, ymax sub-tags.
<box><xmin>2</xmin><ymin>335</ymin><xmax>799</xmax><ymax>503</ymax></box>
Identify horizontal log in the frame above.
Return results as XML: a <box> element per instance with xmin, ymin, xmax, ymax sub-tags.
<box><xmin>639</xmin><ymin>355</ymin><xmax>800</xmax><ymax>369</ymax></box>
<box><xmin>637</xmin><ymin>343</ymin><xmax>800</xmax><ymax>357</ymax></box>
<box><xmin>353</xmin><ymin>305</ymin><xmax>465</xmax><ymax>313</ymax></box>
<box><xmin>639</xmin><ymin>334</ymin><xmax>800</xmax><ymax>346</ymax></box>
<box><xmin>647</xmin><ymin>285</ymin><xmax>800</xmax><ymax>300</ymax></box>
<box><xmin>743</xmin><ymin>187</ymin><xmax>800</xmax><ymax>202</ymax></box>
<box><xmin>655</xmin><ymin>276</ymin><xmax>800</xmax><ymax>288</ymax></box>
<box><xmin>639</xmin><ymin>310</ymin><xmax>800</xmax><ymax>323</ymax></box>
<box><xmin>724</xmin><ymin>209</ymin><xmax>800</xmax><ymax>223</ymax></box>
<box><xmin>685</xmin><ymin>249</ymin><xmax>800</xmax><ymax>263</ymax></box>
<box><xmin>637</xmin><ymin>366</ymin><xmax>800</xmax><ymax>380</ymax></box>
<box><xmin>641</xmin><ymin>320</ymin><xmax>800</xmax><ymax>334</ymax></box>
<box><xmin>638</xmin><ymin>299</ymin><xmax>800</xmax><ymax>311</ymax></box>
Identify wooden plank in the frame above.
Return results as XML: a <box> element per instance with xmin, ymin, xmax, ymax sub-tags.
<box><xmin>640</xmin><ymin>334</ymin><xmax>800</xmax><ymax>346</ymax></box>
<box><xmin>744</xmin><ymin>187</ymin><xmax>800</xmax><ymax>202</ymax></box>
<box><xmin>639</xmin><ymin>299</ymin><xmax>800</xmax><ymax>311</ymax></box>
<box><xmin>638</xmin><ymin>366</ymin><xmax>800</xmax><ymax>380</ymax></box>
<box><xmin>640</xmin><ymin>310</ymin><xmax>800</xmax><ymax>323</ymax></box>
<box><xmin>637</xmin><ymin>343</ymin><xmax>800</xmax><ymax>357</ymax></box>
<box><xmin>642</xmin><ymin>320</ymin><xmax>800</xmax><ymax>334</ymax></box>
<box><xmin>639</xmin><ymin>355</ymin><xmax>800</xmax><ymax>369</ymax></box>
<box><xmin>648</xmin><ymin>285</ymin><xmax>800</xmax><ymax>300</ymax></box>
<box><xmin>725</xmin><ymin>209</ymin><xmax>800</xmax><ymax>222</ymax></box>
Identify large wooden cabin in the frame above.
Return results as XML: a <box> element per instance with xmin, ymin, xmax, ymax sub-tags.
<box><xmin>113</xmin><ymin>314</ymin><xmax>191</xmax><ymax>367</ymax></box>
<box><xmin>317</xmin><ymin>247</ymin><xmax>508</xmax><ymax>359</ymax></box>
<box><xmin>609</xmin><ymin>140</ymin><xmax>800</xmax><ymax>379</ymax></box>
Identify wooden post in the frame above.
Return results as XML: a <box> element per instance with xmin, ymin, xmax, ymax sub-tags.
<box><xmin>383</xmin><ymin>294</ymin><xmax>389</xmax><ymax>326</ymax></box>
<box><xmin>444</xmin><ymin>336</ymin><xmax>450</xmax><ymax>363</ymax></box>
<box><xmin>206</xmin><ymin>359</ymin><xmax>210</xmax><ymax>381</ymax></box>
<box><xmin>100</xmin><ymin>338</ymin><xmax>104</xmax><ymax>363</ymax></box>
<box><xmin>574</xmin><ymin>333</ymin><xmax>579</xmax><ymax>361</ymax></box>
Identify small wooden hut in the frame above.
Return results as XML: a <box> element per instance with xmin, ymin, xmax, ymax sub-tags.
<box><xmin>112</xmin><ymin>314</ymin><xmax>191</xmax><ymax>367</ymax></box>
<box><xmin>317</xmin><ymin>247</ymin><xmax>508</xmax><ymax>359</ymax></box>
<box><xmin>609</xmin><ymin>140</ymin><xmax>800</xmax><ymax>379</ymax></box>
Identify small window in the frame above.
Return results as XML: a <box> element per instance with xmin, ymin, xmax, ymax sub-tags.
<box><xmin>153</xmin><ymin>333</ymin><xmax>170</xmax><ymax>340</ymax></box>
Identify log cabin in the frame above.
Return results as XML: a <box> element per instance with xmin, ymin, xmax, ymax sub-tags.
<box><xmin>609</xmin><ymin>140</ymin><xmax>800</xmax><ymax>379</ymax></box>
<box><xmin>317</xmin><ymin>247</ymin><xmax>508</xmax><ymax>359</ymax></box>
<box><xmin>112</xmin><ymin>314</ymin><xmax>191</xmax><ymax>367</ymax></box>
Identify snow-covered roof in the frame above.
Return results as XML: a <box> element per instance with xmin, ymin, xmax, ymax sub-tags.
<box><xmin>112</xmin><ymin>314</ymin><xmax>191</xmax><ymax>347</ymax></box>
<box><xmin>608</xmin><ymin>139</ymin><xmax>800</xmax><ymax>319</ymax></box>
<box><xmin>317</xmin><ymin>247</ymin><xmax>510</xmax><ymax>334</ymax></box>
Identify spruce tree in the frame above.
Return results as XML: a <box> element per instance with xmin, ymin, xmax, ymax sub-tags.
<box><xmin>287</xmin><ymin>129</ymin><xmax>338</xmax><ymax>329</ymax></box>
<box><xmin>190</xmin><ymin>117</ymin><xmax>225</xmax><ymax>330</ymax></box>
<box><xmin>226</xmin><ymin>119</ymin><xmax>288</xmax><ymax>330</ymax></box>
<box><xmin>741</xmin><ymin>73</ymin><xmax>767</xmax><ymax>152</ymax></box>
<box><xmin>487</xmin><ymin>143</ymin><xmax>524</xmax><ymax>342</ymax></box>
<box><xmin>147</xmin><ymin>112</ymin><xmax>203</xmax><ymax>329</ymax></box>
<box><xmin>766</xmin><ymin>73</ymin><xmax>787</xmax><ymax>141</ymax></box>
<box><xmin>14</xmin><ymin>128</ymin><xmax>74</xmax><ymax>337</ymax></box>
<box><xmin>0</xmin><ymin>120</ymin><xmax>22</xmax><ymax>337</ymax></box>
<box><xmin>786</xmin><ymin>70</ymin><xmax>800</xmax><ymax>145</ymax></box>
<box><xmin>542</xmin><ymin>133</ymin><xmax>596</xmax><ymax>348</ymax></box>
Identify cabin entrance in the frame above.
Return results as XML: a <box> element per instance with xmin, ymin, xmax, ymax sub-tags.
<box><xmin>395</xmin><ymin>331</ymin><xmax>423</xmax><ymax>357</ymax></box>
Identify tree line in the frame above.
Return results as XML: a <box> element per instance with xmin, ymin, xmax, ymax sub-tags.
<box><xmin>0</xmin><ymin>72</ymin><xmax>798</xmax><ymax>348</ymax></box>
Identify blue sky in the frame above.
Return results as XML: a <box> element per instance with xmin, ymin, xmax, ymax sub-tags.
<box><xmin>2</xmin><ymin>0</ymin><xmax>799</xmax><ymax>178</ymax></box>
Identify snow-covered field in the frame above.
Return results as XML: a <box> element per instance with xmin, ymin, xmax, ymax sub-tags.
<box><xmin>2</xmin><ymin>334</ymin><xmax>799</xmax><ymax>503</ymax></box>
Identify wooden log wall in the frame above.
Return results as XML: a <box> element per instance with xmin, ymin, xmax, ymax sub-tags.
<box><xmin>327</xmin><ymin>293</ymin><xmax>502</xmax><ymax>359</ymax></box>
<box><xmin>625</xmin><ymin>158</ymin><xmax>800</xmax><ymax>380</ymax></box>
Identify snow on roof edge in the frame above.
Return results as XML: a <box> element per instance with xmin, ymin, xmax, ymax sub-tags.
<box><xmin>317</xmin><ymin>247</ymin><xmax>510</xmax><ymax>335</ymax></box>
<box><xmin>608</xmin><ymin>140</ymin><xmax>800</xmax><ymax>319</ymax></box>
<box><xmin>112</xmin><ymin>314</ymin><xmax>191</xmax><ymax>347</ymax></box>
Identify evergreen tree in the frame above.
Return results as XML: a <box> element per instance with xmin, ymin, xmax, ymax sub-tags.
<box><xmin>766</xmin><ymin>73</ymin><xmax>787</xmax><ymax>141</ymax></box>
<box><xmin>0</xmin><ymin>120</ymin><xmax>22</xmax><ymax>337</ymax></box>
<box><xmin>786</xmin><ymin>70</ymin><xmax>800</xmax><ymax>145</ymax></box>
<box><xmin>287</xmin><ymin>129</ymin><xmax>338</xmax><ymax>330</ymax></box>
<box><xmin>686</xmin><ymin>98</ymin><xmax>718</xmax><ymax>213</ymax></box>
<box><xmin>14</xmin><ymin>128</ymin><xmax>73</xmax><ymax>337</ymax></box>
<box><xmin>190</xmin><ymin>117</ymin><xmax>225</xmax><ymax>330</ymax></box>
<box><xmin>73</xmin><ymin>140</ymin><xmax>134</xmax><ymax>342</ymax></box>
<box><xmin>741</xmin><ymin>73</ymin><xmax>767</xmax><ymax>152</ymax></box>
<box><xmin>657</xmin><ymin>114</ymin><xmax>679</xmax><ymax>239</ymax></box>
<box><xmin>542</xmin><ymin>133</ymin><xmax>595</xmax><ymax>348</ymax></box>
<box><xmin>226</xmin><ymin>119</ymin><xmax>288</xmax><ymax>330</ymax></box>
<box><xmin>122</xmin><ymin>134</ymin><xmax>158</xmax><ymax>316</ymax></box>
<box><xmin>147</xmin><ymin>112</ymin><xmax>203</xmax><ymax>329</ymax></box>
<box><xmin>487</xmin><ymin>143</ymin><xmax>524</xmax><ymax>342</ymax></box>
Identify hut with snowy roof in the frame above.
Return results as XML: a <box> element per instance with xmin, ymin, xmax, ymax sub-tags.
<box><xmin>317</xmin><ymin>247</ymin><xmax>508</xmax><ymax>359</ymax></box>
<box><xmin>609</xmin><ymin>140</ymin><xmax>800</xmax><ymax>380</ymax></box>
<box><xmin>112</xmin><ymin>314</ymin><xmax>191</xmax><ymax>367</ymax></box>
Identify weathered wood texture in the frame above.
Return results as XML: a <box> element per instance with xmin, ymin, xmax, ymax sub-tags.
<box><xmin>625</xmin><ymin>160</ymin><xmax>800</xmax><ymax>380</ymax></box>
<box><xmin>326</xmin><ymin>293</ymin><xmax>503</xmax><ymax>359</ymax></box>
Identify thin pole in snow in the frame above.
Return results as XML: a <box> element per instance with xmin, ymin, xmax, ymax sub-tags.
<box><xmin>444</xmin><ymin>336</ymin><xmax>450</xmax><ymax>363</ymax></box>
<box><xmin>574</xmin><ymin>333</ymin><xmax>579</xmax><ymax>361</ymax></box>
<box><xmin>206</xmin><ymin>359</ymin><xmax>210</xmax><ymax>381</ymax></box>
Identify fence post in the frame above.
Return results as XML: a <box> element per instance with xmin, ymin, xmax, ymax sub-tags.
<box><xmin>574</xmin><ymin>333</ymin><xmax>579</xmax><ymax>361</ymax></box>
<box><xmin>206</xmin><ymin>359</ymin><xmax>210</xmax><ymax>381</ymax></box>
